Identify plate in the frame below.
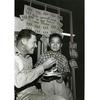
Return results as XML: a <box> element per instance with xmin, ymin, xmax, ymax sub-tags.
<box><xmin>43</xmin><ymin>72</ymin><xmax>61</xmax><ymax>77</ymax></box>
<box><xmin>41</xmin><ymin>72</ymin><xmax>61</xmax><ymax>82</ymax></box>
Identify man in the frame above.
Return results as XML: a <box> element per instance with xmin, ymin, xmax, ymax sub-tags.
<box><xmin>15</xmin><ymin>29</ymin><xmax>66</xmax><ymax>100</ymax></box>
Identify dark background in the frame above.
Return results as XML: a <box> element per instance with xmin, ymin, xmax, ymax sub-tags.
<box><xmin>15</xmin><ymin>0</ymin><xmax>84</xmax><ymax>100</ymax></box>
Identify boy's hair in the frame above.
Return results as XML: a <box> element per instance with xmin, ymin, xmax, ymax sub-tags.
<box><xmin>16</xmin><ymin>29</ymin><xmax>41</xmax><ymax>45</ymax></box>
<box><xmin>49</xmin><ymin>33</ymin><xmax>63</xmax><ymax>43</ymax></box>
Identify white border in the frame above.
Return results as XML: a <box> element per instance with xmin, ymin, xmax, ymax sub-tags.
<box><xmin>0</xmin><ymin>0</ymin><xmax>14</xmax><ymax>99</ymax></box>
<box><xmin>85</xmin><ymin>0</ymin><xmax>100</xmax><ymax>100</ymax></box>
<box><xmin>0</xmin><ymin>0</ymin><xmax>100</xmax><ymax>100</ymax></box>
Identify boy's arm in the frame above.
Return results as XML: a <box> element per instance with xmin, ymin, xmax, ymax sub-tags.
<box><xmin>61</xmin><ymin>57</ymin><xmax>70</xmax><ymax>80</ymax></box>
<box><xmin>56</xmin><ymin>57</ymin><xmax>70</xmax><ymax>83</ymax></box>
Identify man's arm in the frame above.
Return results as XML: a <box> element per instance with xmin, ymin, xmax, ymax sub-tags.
<box><xmin>15</xmin><ymin>56</ymin><xmax>56</xmax><ymax>88</ymax></box>
<box><xmin>15</xmin><ymin>62</ymin><xmax>44</xmax><ymax>88</ymax></box>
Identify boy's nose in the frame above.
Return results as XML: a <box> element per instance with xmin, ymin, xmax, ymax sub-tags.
<box><xmin>54</xmin><ymin>44</ymin><xmax>57</xmax><ymax>46</ymax></box>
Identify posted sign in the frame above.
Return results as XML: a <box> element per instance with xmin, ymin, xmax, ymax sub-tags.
<box><xmin>20</xmin><ymin>5</ymin><xmax>63</xmax><ymax>37</ymax></box>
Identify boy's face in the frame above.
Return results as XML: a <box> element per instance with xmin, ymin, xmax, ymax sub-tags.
<box><xmin>49</xmin><ymin>37</ymin><xmax>62</xmax><ymax>52</ymax></box>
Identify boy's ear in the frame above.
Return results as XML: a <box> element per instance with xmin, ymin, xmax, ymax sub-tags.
<box><xmin>21</xmin><ymin>38</ymin><xmax>27</xmax><ymax>45</ymax></box>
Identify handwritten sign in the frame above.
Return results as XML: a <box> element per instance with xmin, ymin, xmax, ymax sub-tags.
<box><xmin>20</xmin><ymin>5</ymin><xmax>63</xmax><ymax>37</ymax></box>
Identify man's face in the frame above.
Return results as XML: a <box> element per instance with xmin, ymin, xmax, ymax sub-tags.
<box><xmin>24</xmin><ymin>35</ymin><xmax>37</xmax><ymax>54</ymax></box>
<box><xmin>49</xmin><ymin>37</ymin><xmax>62</xmax><ymax>52</ymax></box>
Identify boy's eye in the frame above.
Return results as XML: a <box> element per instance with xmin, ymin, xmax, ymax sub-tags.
<box><xmin>52</xmin><ymin>42</ymin><xmax>60</xmax><ymax>44</ymax></box>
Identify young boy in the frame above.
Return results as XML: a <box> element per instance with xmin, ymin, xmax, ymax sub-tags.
<box><xmin>35</xmin><ymin>33</ymin><xmax>73</xmax><ymax>100</ymax></box>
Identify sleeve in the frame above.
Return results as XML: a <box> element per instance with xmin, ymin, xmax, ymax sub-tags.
<box><xmin>61</xmin><ymin>56</ymin><xmax>70</xmax><ymax>79</ymax></box>
<box><xmin>63</xmin><ymin>56</ymin><xmax>70</xmax><ymax>73</ymax></box>
<box><xmin>15</xmin><ymin>56</ymin><xmax>44</xmax><ymax>88</ymax></box>
<box><xmin>34</xmin><ymin>54</ymin><xmax>45</xmax><ymax>68</ymax></box>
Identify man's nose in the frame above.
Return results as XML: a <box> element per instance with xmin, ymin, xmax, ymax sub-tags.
<box><xmin>35</xmin><ymin>43</ymin><xmax>37</xmax><ymax>48</ymax></box>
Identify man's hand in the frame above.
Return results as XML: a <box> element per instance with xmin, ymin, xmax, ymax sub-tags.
<box><xmin>42</xmin><ymin>58</ymin><xmax>56</xmax><ymax>70</ymax></box>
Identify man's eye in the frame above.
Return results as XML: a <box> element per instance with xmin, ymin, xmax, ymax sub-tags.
<box><xmin>32</xmin><ymin>42</ymin><xmax>35</xmax><ymax>44</ymax></box>
<box><xmin>33</xmin><ymin>41</ymin><xmax>36</xmax><ymax>43</ymax></box>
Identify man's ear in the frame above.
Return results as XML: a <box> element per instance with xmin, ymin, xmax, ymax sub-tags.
<box><xmin>21</xmin><ymin>38</ymin><xmax>27</xmax><ymax>45</ymax></box>
<box><xmin>48</xmin><ymin>43</ymin><xmax>50</xmax><ymax>47</ymax></box>
<box><xmin>61</xmin><ymin>43</ymin><xmax>63</xmax><ymax>47</ymax></box>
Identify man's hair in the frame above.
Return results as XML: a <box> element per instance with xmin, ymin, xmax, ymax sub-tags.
<box><xmin>49</xmin><ymin>33</ymin><xmax>63</xmax><ymax>43</ymax></box>
<box><xmin>16</xmin><ymin>29</ymin><xmax>40</xmax><ymax>44</ymax></box>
